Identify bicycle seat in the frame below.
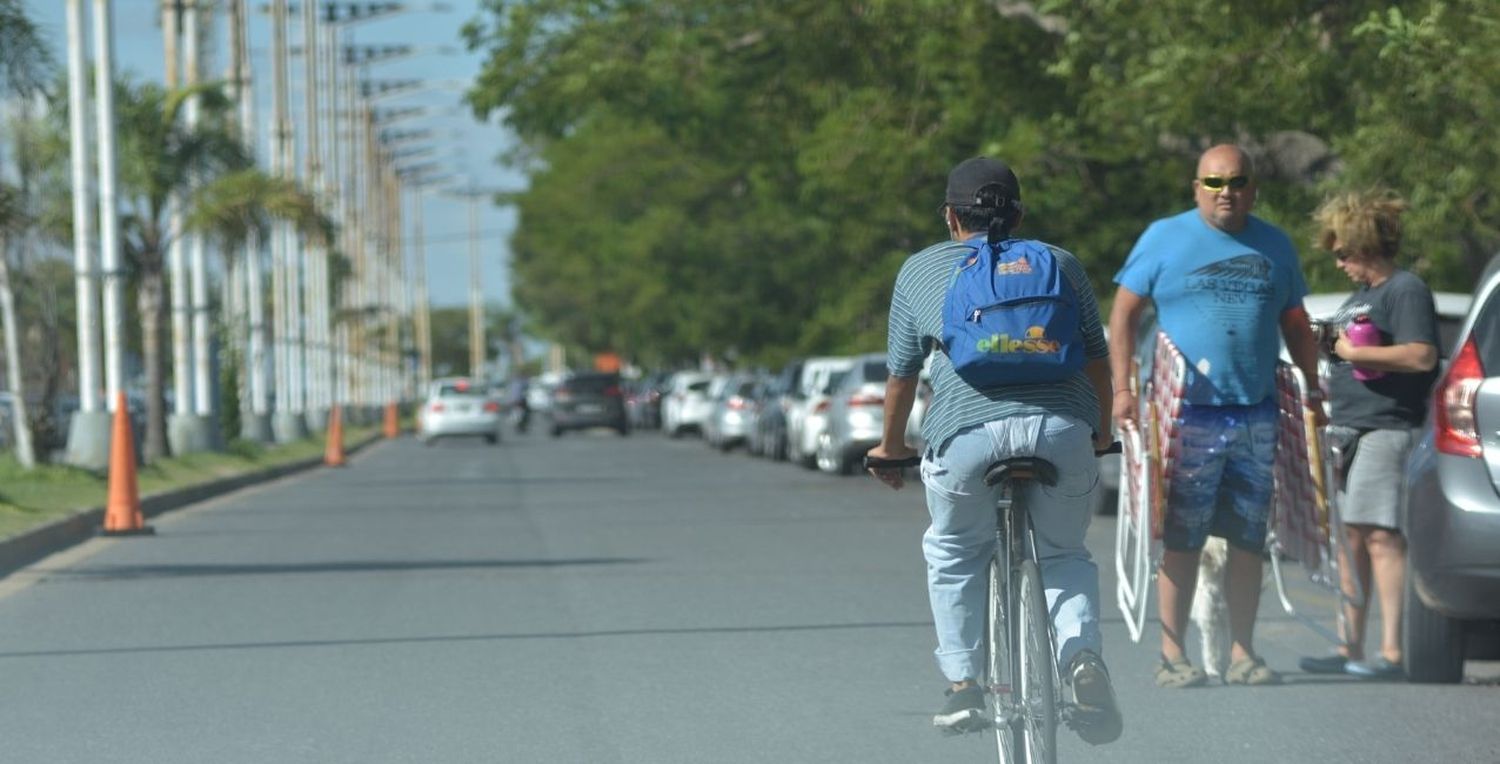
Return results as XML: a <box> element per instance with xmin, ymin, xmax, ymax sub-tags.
<box><xmin>983</xmin><ymin>457</ymin><xmax>1058</xmax><ymax>488</ymax></box>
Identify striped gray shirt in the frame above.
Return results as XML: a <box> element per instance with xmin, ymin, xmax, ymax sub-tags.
<box><xmin>887</xmin><ymin>239</ymin><xmax>1108</xmax><ymax>453</ymax></box>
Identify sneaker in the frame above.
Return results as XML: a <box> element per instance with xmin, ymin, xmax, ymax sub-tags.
<box><xmin>1069</xmin><ymin>651</ymin><xmax>1123</xmax><ymax>745</ymax></box>
<box><xmin>932</xmin><ymin>683</ymin><xmax>987</xmax><ymax>734</ymax></box>
<box><xmin>1298</xmin><ymin>654</ymin><xmax>1349</xmax><ymax>674</ymax></box>
<box><xmin>1345</xmin><ymin>657</ymin><xmax>1403</xmax><ymax>680</ymax></box>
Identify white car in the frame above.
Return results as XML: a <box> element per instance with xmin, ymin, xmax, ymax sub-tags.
<box><xmin>662</xmin><ymin>371</ymin><xmax>713</xmax><ymax>437</ymax></box>
<box><xmin>786</xmin><ymin>356</ymin><xmax>856</xmax><ymax>468</ymax></box>
<box><xmin>418</xmin><ymin>377</ymin><xmax>502</xmax><ymax>445</ymax></box>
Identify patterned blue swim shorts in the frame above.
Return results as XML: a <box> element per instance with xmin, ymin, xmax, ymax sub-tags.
<box><xmin>1163</xmin><ymin>398</ymin><xmax>1278</xmax><ymax>553</ymax></box>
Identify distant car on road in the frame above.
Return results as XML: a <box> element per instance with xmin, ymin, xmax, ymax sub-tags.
<box><xmin>548</xmin><ymin>372</ymin><xmax>629</xmax><ymax>437</ymax></box>
<box><xmin>704</xmin><ymin>373</ymin><xmax>759</xmax><ymax>452</ymax></box>
<box><xmin>418</xmin><ymin>377</ymin><xmax>502</xmax><ymax>446</ymax></box>
<box><xmin>1401</xmin><ymin>275</ymin><xmax>1500</xmax><ymax>683</ymax></box>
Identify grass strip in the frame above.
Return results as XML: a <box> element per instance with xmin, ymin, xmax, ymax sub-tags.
<box><xmin>0</xmin><ymin>426</ymin><xmax>381</xmax><ymax>540</ymax></box>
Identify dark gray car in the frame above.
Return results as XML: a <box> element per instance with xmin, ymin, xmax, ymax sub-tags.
<box><xmin>548</xmin><ymin>372</ymin><xmax>629</xmax><ymax>437</ymax></box>
<box><xmin>1401</xmin><ymin>270</ymin><xmax>1500</xmax><ymax>682</ymax></box>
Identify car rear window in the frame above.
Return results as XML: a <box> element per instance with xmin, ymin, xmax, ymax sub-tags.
<box><xmin>1472</xmin><ymin>292</ymin><xmax>1500</xmax><ymax>371</ymax></box>
<box><xmin>687</xmin><ymin>380</ymin><xmax>710</xmax><ymax>393</ymax></box>
<box><xmin>565</xmin><ymin>375</ymin><xmax>620</xmax><ymax>394</ymax></box>
<box><xmin>861</xmin><ymin>360</ymin><xmax>886</xmax><ymax>381</ymax></box>
<box><xmin>436</xmin><ymin>382</ymin><xmax>481</xmax><ymax>397</ymax></box>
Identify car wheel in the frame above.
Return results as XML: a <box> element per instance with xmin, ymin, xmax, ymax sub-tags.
<box><xmin>486</xmin><ymin>433</ymin><xmax>499</xmax><ymax>445</ymax></box>
<box><xmin>815</xmin><ymin>434</ymin><xmax>840</xmax><ymax>474</ymax></box>
<box><xmin>616</xmin><ymin>425</ymin><xmax>630</xmax><ymax>437</ymax></box>
<box><xmin>550</xmin><ymin>426</ymin><xmax>563</xmax><ymax>438</ymax></box>
<box><xmin>1403</xmin><ymin>572</ymin><xmax>1465</xmax><ymax>683</ymax></box>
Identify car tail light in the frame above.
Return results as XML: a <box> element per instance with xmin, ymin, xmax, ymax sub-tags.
<box><xmin>604</xmin><ymin>385</ymin><xmax>622</xmax><ymax>397</ymax></box>
<box><xmin>848</xmin><ymin>392</ymin><xmax>884</xmax><ymax>407</ymax></box>
<box><xmin>429</xmin><ymin>402</ymin><xmax>445</xmax><ymax>413</ymax></box>
<box><xmin>555</xmin><ymin>388</ymin><xmax>572</xmax><ymax>402</ymax></box>
<box><xmin>483</xmin><ymin>401</ymin><xmax>500</xmax><ymax>413</ymax></box>
<box><xmin>1434</xmin><ymin>337</ymin><xmax>1485</xmax><ymax>457</ymax></box>
<box><xmin>727</xmin><ymin>396</ymin><xmax>749</xmax><ymax>410</ymax></box>
<box><xmin>814</xmin><ymin>400</ymin><xmax>831</xmax><ymax>414</ymax></box>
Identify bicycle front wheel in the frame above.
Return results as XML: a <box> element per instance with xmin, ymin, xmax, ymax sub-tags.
<box><xmin>988</xmin><ymin>556</ymin><xmax>1019</xmax><ymax>763</ymax></box>
<box><xmin>1016</xmin><ymin>559</ymin><xmax>1057</xmax><ymax>763</ymax></box>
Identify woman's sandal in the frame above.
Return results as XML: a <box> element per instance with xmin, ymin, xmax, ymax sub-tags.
<box><xmin>1225</xmin><ymin>655</ymin><xmax>1282</xmax><ymax>686</ymax></box>
<box><xmin>1155</xmin><ymin>656</ymin><xmax>1208</xmax><ymax>688</ymax></box>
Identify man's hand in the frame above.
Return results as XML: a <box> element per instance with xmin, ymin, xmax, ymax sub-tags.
<box><xmin>865</xmin><ymin>443</ymin><xmax>918</xmax><ymax>490</ymax></box>
<box><xmin>1093</xmin><ymin>428</ymin><xmax>1114</xmax><ymax>452</ymax></box>
<box><xmin>1112</xmin><ymin>389</ymin><xmax>1138</xmax><ymax>428</ymax></box>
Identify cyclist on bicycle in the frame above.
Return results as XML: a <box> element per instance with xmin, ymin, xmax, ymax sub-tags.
<box><xmin>866</xmin><ymin>156</ymin><xmax>1121</xmax><ymax>745</ymax></box>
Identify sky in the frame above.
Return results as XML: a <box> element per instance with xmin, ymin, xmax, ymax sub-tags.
<box><xmin>22</xmin><ymin>0</ymin><xmax>523</xmax><ymax>309</ymax></box>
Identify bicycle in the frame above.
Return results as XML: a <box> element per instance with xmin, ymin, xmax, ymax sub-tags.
<box><xmin>867</xmin><ymin>440</ymin><xmax>1121</xmax><ymax>764</ymax></box>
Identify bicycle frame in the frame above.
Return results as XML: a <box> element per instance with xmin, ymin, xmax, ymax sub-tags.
<box><xmin>988</xmin><ymin>473</ymin><xmax>1064</xmax><ymax>761</ymax></box>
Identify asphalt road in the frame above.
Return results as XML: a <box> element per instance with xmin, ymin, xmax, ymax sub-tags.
<box><xmin>1</xmin><ymin>428</ymin><xmax>1496</xmax><ymax>763</ymax></box>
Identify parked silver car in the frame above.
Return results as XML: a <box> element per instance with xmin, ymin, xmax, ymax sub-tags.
<box><xmin>814</xmin><ymin>354</ymin><xmax>892</xmax><ymax>475</ymax></box>
<box><xmin>1401</xmin><ymin>274</ymin><xmax>1500</xmax><ymax>683</ymax></box>
<box><xmin>662</xmin><ymin>371</ymin><xmax>713</xmax><ymax>438</ymax></box>
<box><xmin>704</xmin><ymin>373</ymin><xmax>759</xmax><ymax>451</ymax></box>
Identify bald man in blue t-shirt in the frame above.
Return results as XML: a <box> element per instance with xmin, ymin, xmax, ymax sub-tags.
<box><xmin>1109</xmin><ymin>145</ymin><xmax>1324</xmax><ymax>688</ymax></box>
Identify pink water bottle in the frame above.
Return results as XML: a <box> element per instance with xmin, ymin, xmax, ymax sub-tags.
<box><xmin>1345</xmin><ymin>314</ymin><xmax>1386</xmax><ymax>382</ymax></box>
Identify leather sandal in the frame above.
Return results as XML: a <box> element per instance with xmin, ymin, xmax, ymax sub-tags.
<box><xmin>1154</xmin><ymin>656</ymin><xmax>1207</xmax><ymax>688</ymax></box>
<box><xmin>1225</xmin><ymin>655</ymin><xmax>1282</xmax><ymax>686</ymax></box>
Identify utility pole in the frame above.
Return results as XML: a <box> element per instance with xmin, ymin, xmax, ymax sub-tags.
<box><xmin>63</xmin><ymin>0</ymin><xmax>111</xmax><ymax>469</ymax></box>
<box><xmin>94</xmin><ymin>0</ymin><xmax>127</xmax><ymax>412</ymax></box>
<box><xmin>184</xmin><ymin>0</ymin><xmax>219</xmax><ymax>450</ymax></box>
<box><xmin>269</xmin><ymin>0</ymin><xmax>306</xmax><ymax>442</ymax></box>
<box><xmin>162</xmin><ymin>0</ymin><xmax>198</xmax><ymax>455</ymax></box>
<box><xmin>300</xmin><ymin>0</ymin><xmax>330</xmax><ymax>432</ymax></box>
<box><xmin>232</xmin><ymin>0</ymin><xmax>273</xmax><ymax>442</ymax></box>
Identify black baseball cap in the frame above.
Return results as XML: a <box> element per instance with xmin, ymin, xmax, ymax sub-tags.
<box><xmin>944</xmin><ymin>156</ymin><xmax>1022</xmax><ymax>209</ymax></box>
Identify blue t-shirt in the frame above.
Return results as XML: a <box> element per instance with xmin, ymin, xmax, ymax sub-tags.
<box><xmin>1115</xmin><ymin>210</ymin><xmax>1308</xmax><ymax>405</ymax></box>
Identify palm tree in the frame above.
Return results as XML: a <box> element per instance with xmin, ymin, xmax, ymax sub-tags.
<box><xmin>105</xmin><ymin>76</ymin><xmax>328</xmax><ymax>461</ymax></box>
<box><xmin>0</xmin><ymin>0</ymin><xmax>52</xmax><ymax>468</ymax></box>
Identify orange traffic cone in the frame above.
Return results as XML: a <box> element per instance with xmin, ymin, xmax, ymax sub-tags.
<box><xmin>324</xmin><ymin>404</ymin><xmax>347</xmax><ymax>467</ymax></box>
<box><xmin>383</xmin><ymin>401</ymin><xmax>399</xmax><ymax>438</ymax></box>
<box><xmin>101</xmin><ymin>391</ymin><xmax>153</xmax><ymax>536</ymax></box>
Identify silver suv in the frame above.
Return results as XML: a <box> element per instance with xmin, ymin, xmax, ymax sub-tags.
<box><xmin>1402</xmin><ymin>270</ymin><xmax>1500</xmax><ymax>682</ymax></box>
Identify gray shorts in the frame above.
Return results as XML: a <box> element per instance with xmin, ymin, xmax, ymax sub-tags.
<box><xmin>1337</xmin><ymin>428</ymin><xmax>1415</xmax><ymax>530</ymax></box>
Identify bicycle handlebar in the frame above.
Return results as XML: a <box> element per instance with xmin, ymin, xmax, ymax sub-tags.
<box><xmin>864</xmin><ymin>441</ymin><xmax>1120</xmax><ymax>471</ymax></box>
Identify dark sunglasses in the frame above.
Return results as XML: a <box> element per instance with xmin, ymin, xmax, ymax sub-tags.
<box><xmin>1199</xmin><ymin>175</ymin><xmax>1250</xmax><ymax>191</ymax></box>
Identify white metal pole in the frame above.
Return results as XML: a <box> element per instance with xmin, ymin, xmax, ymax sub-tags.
<box><xmin>93</xmin><ymin>0</ymin><xmax>126</xmax><ymax>409</ymax></box>
<box><xmin>301</xmin><ymin>0</ymin><xmax>326</xmax><ymax>420</ymax></box>
<box><xmin>163</xmin><ymin>0</ymin><xmax>193</xmax><ymax>419</ymax></box>
<box><xmin>270</xmin><ymin>0</ymin><xmax>291</xmax><ymax>419</ymax></box>
<box><xmin>185</xmin><ymin>0</ymin><xmax>213</xmax><ymax>419</ymax></box>
<box><xmin>66</xmin><ymin>0</ymin><xmax>102</xmax><ymax>415</ymax></box>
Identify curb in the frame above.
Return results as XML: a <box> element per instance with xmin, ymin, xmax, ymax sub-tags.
<box><xmin>0</xmin><ymin>434</ymin><xmax>386</xmax><ymax>578</ymax></box>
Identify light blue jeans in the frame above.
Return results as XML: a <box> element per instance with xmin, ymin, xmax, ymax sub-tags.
<box><xmin>920</xmin><ymin>414</ymin><xmax>1101</xmax><ymax>683</ymax></box>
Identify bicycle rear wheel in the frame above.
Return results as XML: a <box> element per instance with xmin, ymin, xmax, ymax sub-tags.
<box><xmin>987</xmin><ymin>557</ymin><xmax>1019</xmax><ymax>763</ymax></box>
<box><xmin>1016</xmin><ymin>559</ymin><xmax>1057</xmax><ymax>763</ymax></box>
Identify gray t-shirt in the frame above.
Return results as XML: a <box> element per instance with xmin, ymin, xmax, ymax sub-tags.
<box><xmin>1326</xmin><ymin>269</ymin><xmax>1440</xmax><ymax>429</ymax></box>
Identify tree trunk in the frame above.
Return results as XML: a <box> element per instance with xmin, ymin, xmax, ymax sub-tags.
<box><xmin>0</xmin><ymin>232</ymin><xmax>36</xmax><ymax>468</ymax></box>
<box><xmin>139</xmin><ymin>270</ymin><xmax>169</xmax><ymax>461</ymax></box>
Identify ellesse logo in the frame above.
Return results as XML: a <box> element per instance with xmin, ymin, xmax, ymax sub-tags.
<box><xmin>976</xmin><ymin>326</ymin><xmax>1062</xmax><ymax>355</ymax></box>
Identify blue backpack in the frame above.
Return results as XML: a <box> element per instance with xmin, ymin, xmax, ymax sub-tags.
<box><xmin>940</xmin><ymin>238</ymin><xmax>1085</xmax><ymax>387</ymax></box>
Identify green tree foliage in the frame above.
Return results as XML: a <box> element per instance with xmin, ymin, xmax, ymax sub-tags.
<box><xmin>465</xmin><ymin>0</ymin><xmax>1498</xmax><ymax>364</ymax></box>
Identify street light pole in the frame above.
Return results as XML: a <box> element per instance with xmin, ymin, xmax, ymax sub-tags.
<box><xmin>184</xmin><ymin>0</ymin><xmax>218</xmax><ymax>449</ymax></box>
<box><xmin>232</xmin><ymin>0</ymin><xmax>274</xmax><ymax>442</ymax></box>
<box><xmin>93</xmin><ymin>0</ymin><xmax>127</xmax><ymax>412</ymax></box>
<box><xmin>63</xmin><ymin>0</ymin><xmax>111</xmax><ymax>469</ymax></box>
